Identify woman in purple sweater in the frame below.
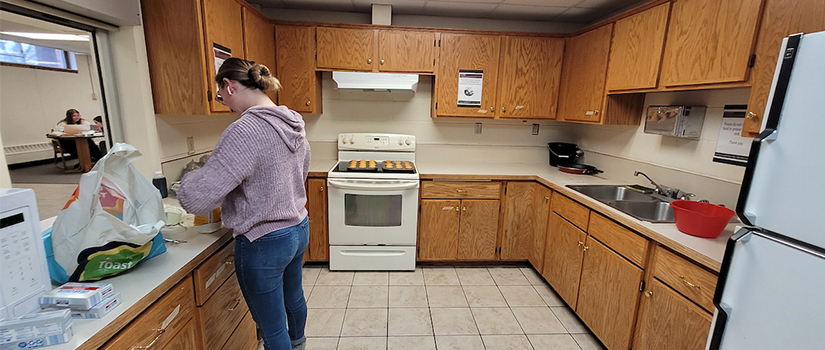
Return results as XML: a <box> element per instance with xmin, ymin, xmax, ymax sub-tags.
<box><xmin>177</xmin><ymin>58</ymin><xmax>311</xmax><ymax>350</ymax></box>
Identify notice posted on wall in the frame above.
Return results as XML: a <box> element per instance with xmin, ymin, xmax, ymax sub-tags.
<box><xmin>213</xmin><ymin>43</ymin><xmax>231</xmax><ymax>74</ymax></box>
<box><xmin>713</xmin><ymin>105</ymin><xmax>751</xmax><ymax>167</ymax></box>
<box><xmin>457</xmin><ymin>70</ymin><xmax>483</xmax><ymax>108</ymax></box>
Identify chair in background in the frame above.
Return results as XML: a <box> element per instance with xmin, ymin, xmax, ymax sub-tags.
<box><xmin>51</xmin><ymin>140</ymin><xmax>72</xmax><ymax>171</ymax></box>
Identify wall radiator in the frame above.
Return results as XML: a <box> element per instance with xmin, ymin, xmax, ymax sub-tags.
<box><xmin>4</xmin><ymin>142</ymin><xmax>55</xmax><ymax>164</ymax></box>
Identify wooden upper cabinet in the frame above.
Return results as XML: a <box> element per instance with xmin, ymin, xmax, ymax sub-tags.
<box><xmin>242</xmin><ymin>8</ymin><xmax>277</xmax><ymax>103</ymax></box>
<box><xmin>660</xmin><ymin>0</ymin><xmax>764</xmax><ymax>87</ymax></box>
<box><xmin>742</xmin><ymin>0</ymin><xmax>825</xmax><ymax>137</ymax></box>
<box><xmin>576</xmin><ymin>237</ymin><xmax>644</xmax><ymax>350</ymax></box>
<box><xmin>633</xmin><ymin>279</ymin><xmax>713</xmax><ymax>350</ymax></box>
<box><xmin>606</xmin><ymin>3</ymin><xmax>671</xmax><ymax>91</ymax></box>
<box><xmin>316</xmin><ymin>27</ymin><xmax>375</xmax><ymax>71</ymax></box>
<box><xmin>457</xmin><ymin>200</ymin><xmax>499</xmax><ymax>260</ymax></box>
<box><xmin>418</xmin><ymin>200</ymin><xmax>460</xmax><ymax>260</ymax></box>
<box><xmin>542</xmin><ymin>213</ymin><xmax>587</xmax><ymax>307</ymax></box>
<box><xmin>497</xmin><ymin>37</ymin><xmax>564</xmax><ymax>120</ymax></box>
<box><xmin>203</xmin><ymin>0</ymin><xmax>244</xmax><ymax>113</ymax></box>
<box><xmin>435</xmin><ymin>33</ymin><xmax>502</xmax><ymax>118</ymax></box>
<box><xmin>306</xmin><ymin>178</ymin><xmax>328</xmax><ymax>261</ymax></box>
<box><xmin>141</xmin><ymin>0</ymin><xmax>209</xmax><ymax>115</ymax></box>
<box><xmin>557</xmin><ymin>24</ymin><xmax>613</xmax><ymax>123</ymax></box>
<box><xmin>275</xmin><ymin>25</ymin><xmax>321</xmax><ymax>114</ymax></box>
<box><xmin>378</xmin><ymin>30</ymin><xmax>436</xmax><ymax>73</ymax></box>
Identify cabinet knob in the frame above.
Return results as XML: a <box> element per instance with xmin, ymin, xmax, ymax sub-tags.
<box><xmin>502</xmin><ymin>106</ymin><xmax>506</xmax><ymax>113</ymax></box>
<box><xmin>644</xmin><ymin>290</ymin><xmax>653</xmax><ymax>298</ymax></box>
<box><xmin>367</xmin><ymin>58</ymin><xmax>372</xmax><ymax>64</ymax></box>
<box><xmin>583</xmin><ymin>246</ymin><xmax>590</xmax><ymax>252</ymax></box>
<box><xmin>490</xmin><ymin>107</ymin><xmax>494</xmax><ymax>112</ymax></box>
<box><xmin>545</xmin><ymin>196</ymin><xmax>550</xmax><ymax>201</ymax></box>
<box><xmin>455</xmin><ymin>207</ymin><xmax>460</xmax><ymax>212</ymax></box>
<box><xmin>746</xmin><ymin>111</ymin><xmax>758</xmax><ymax>120</ymax></box>
<box><xmin>320</xmin><ymin>186</ymin><xmax>324</xmax><ymax>192</ymax></box>
<box><xmin>306</xmin><ymin>100</ymin><xmax>311</xmax><ymax>106</ymax></box>
<box><xmin>380</xmin><ymin>59</ymin><xmax>385</xmax><ymax>65</ymax></box>
<box><xmin>462</xmin><ymin>207</ymin><xmax>467</xmax><ymax>212</ymax></box>
<box><xmin>577</xmin><ymin>241</ymin><xmax>584</xmax><ymax>247</ymax></box>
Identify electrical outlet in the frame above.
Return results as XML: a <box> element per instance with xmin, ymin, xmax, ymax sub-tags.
<box><xmin>91</xmin><ymin>92</ymin><xmax>98</xmax><ymax>100</ymax></box>
<box><xmin>186</xmin><ymin>136</ymin><xmax>195</xmax><ymax>155</ymax></box>
<box><xmin>474</xmin><ymin>123</ymin><xmax>482</xmax><ymax>134</ymax></box>
<box><xmin>532</xmin><ymin>124</ymin><xmax>540</xmax><ymax>135</ymax></box>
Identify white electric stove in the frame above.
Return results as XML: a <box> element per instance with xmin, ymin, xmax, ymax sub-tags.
<box><xmin>327</xmin><ymin>133</ymin><xmax>418</xmax><ymax>271</ymax></box>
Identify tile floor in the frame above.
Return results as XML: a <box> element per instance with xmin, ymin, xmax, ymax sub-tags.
<box><xmin>13</xmin><ymin>183</ymin><xmax>79</xmax><ymax>219</ymax></box>
<box><xmin>298</xmin><ymin>265</ymin><xmax>606</xmax><ymax>350</ymax></box>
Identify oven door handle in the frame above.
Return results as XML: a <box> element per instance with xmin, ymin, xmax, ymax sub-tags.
<box><xmin>328</xmin><ymin>179</ymin><xmax>419</xmax><ymax>191</ymax></box>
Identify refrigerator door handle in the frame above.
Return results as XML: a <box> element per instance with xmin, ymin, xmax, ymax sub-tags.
<box><xmin>735</xmin><ymin>33</ymin><xmax>802</xmax><ymax>226</ymax></box>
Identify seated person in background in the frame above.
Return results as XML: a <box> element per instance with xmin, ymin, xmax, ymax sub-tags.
<box><xmin>55</xmin><ymin>109</ymin><xmax>103</xmax><ymax>163</ymax></box>
<box><xmin>92</xmin><ymin>115</ymin><xmax>104</xmax><ymax>133</ymax></box>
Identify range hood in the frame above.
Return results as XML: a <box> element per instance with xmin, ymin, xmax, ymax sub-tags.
<box><xmin>332</xmin><ymin>71</ymin><xmax>419</xmax><ymax>92</ymax></box>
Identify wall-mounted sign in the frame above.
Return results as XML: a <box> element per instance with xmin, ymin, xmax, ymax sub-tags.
<box><xmin>714</xmin><ymin>105</ymin><xmax>750</xmax><ymax>167</ymax></box>
<box><xmin>457</xmin><ymin>70</ymin><xmax>483</xmax><ymax>108</ymax></box>
<box><xmin>213</xmin><ymin>43</ymin><xmax>231</xmax><ymax>74</ymax></box>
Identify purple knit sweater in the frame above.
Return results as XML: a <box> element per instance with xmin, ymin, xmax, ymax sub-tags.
<box><xmin>177</xmin><ymin>105</ymin><xmax>310</xmax><ymax>241</ymax></box>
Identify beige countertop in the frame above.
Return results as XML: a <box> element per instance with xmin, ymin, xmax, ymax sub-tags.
<box><xmin>309</xmin><ymin>158</ymin><xmax>336</xmax><ymax>176</ymax></box>
<box><xmin>417</xmin><ymin>161</ymin><xmax>735</xmax><ymax>272</ymax></box>
<box><xmin>41</xmin><ymin>199</ymin><xmax>233</xmax><ymax>350</ymax></box>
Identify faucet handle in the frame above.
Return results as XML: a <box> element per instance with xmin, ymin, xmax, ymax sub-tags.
<box><xmin>679</xmin><ymin>192</ymin><xmax>696</xmax><ymax>200</ymax></box>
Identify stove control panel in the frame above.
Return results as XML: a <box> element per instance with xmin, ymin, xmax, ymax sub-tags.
<box><xmin>338</xmin><ymin>133</ymin><xmax>416</xmax><ymax>151</ymax></box>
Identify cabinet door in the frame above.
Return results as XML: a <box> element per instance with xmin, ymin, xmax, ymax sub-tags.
<box><xmin>575</xmin><ymin>237</ymin><xmax>644</xmax><ymax>350</ymax></box>
<box><xmin>633</xmin><ymin>279</ymin><xmax>713</xmax><ymax>350</ymax></box>
<box><xmin>275</xmin><ymin>26</ymin><xmax>320</xmax><ymax>114</ymax></box>
<box><xmin>557</xmin><ymin>24</ymin><xmax>613</xmax><ymax>123</ymax></box>
<box><xmin>306</xmin><ymin>178</ymin><xmax>328</xmax><ymax>261</ymax></box>
<box><xmin>458</xmin><ymin>200</ymin><xmax>499</xmax><ymax>260</ymax></box>
<box><xmin>435</xmin><ymin>33</ymin><xmax>501</xmax><ymax>118</ymax></box>
<box><xmin>742</xmin><ymin>0</ymin><xmax>825</xmax><ymax>137</ymax></box>
<box><xmin>316</xmin><ymin>27</ymin><xmax>374</xmax><ymax>71</ymax></box>
<box><xmin>660</xmin><ymin>0</ymin><xmax>763</xmax><ymax>87</ymax></box>
<box><xmin>419</xmin><ymin>200</ymin><xmax>460</xmax><ymax>260</ymax></box>
<box><xmin>160</xmin><ymin>318</ymin><xmax>199</xmax><ymax>350</ymax></box>
<box><xmin>501</xmin><ymin>182</ymin><xmax>537</xmax><ymax>261</ymax></box>
<box><xmin>531</xmin><ymin>186</ymin><xmax>552</xmax><ymax>272</ymax></box>
<box><xmin>542</xmin><ymin>214</ymin><xmax>587</xmax><ymax>307</ymax></box>
<box><xmin>497</xmin><ymin>37</ymin><xmax>564</xmax><ymax>119</ymax></box>
<box><xmin>243</xmin><ymin>8</ymin><xmax>277</xmax><ymax>103</ymax></box>
<box><xmin>203</xmin><ymin>0</ymin><xmax>244</xmax><ymax>113</ymax></box>
<box><xmin>606</xmin><ymin>3</ymin><xmax>670</xmax><ymax>91</ymax></box>
<box><xmin>141</xmin><ymin>0</ymin><xmax>209</xmax><ymax>115</ymax></box>
<box><xmin>220</xmin><ymin>311</ymin><xmax>258</xmax><ymax>350</ymax></box>
<box><xmin>378</xmin><ymin>30</ymin><xmax>436</xmax><ymax>73</ymax></box>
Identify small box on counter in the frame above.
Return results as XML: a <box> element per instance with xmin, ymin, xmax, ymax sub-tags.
<box><xmin>41</xmin><ymin>292</ymin><xmax>121</xmax><ymax>319</ymax></box>
<box><xmin>40</xmin><ymin>283</ymin><xmax>114</xmax><ymax>310</ymax></box>
<box><xmin>0</xmin><ymin>309</ymin><xmax>73</xmax><ymax>349</ymax></box>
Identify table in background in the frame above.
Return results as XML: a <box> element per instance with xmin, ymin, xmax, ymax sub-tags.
<box><xmin>47</xmin><ymin>133</ymin><xmax>102</xmax><ymax>173</ymax></box>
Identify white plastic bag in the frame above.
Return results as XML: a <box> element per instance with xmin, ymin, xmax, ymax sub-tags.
<box><xmin>50</xmin><ymin>143</ymin><xmax>166</xmax><ymax>282</ymax></box>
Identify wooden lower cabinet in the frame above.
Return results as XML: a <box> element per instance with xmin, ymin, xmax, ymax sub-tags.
<box><xmin>501</xmin><ymin>182</ymin><xmax>552</xmax><ymax>270</ymax></box>
<box><xmin>457</xmin><ymin>200</ymin><xmax>499</xmax><ymax>260</ymax></box>
<box><xmin>306</xmin><ymin>178</ymin><xmax>329</xmax><ymax>261</ymax></box>
<box><xmin>419</xmin><ymin>199</ymin><xmax>461</xmax><ymax>260</ymax></box>
<box><xmin>633</xmin><ymin>279</ymin><xmax>713</xmax><ymax>350</ymax></box>
<box><xmin>221</xmin><ymin>311</ymin><xmax>258</xmax><ymax>350</ymax></box>
<box><xmin>161</xmin><ymin>319</ymin><xmax>199</xmax><ymax>350</ymax></box>
<box><xmin>199</xmin><ymin>274</ymin><xmax>249</xmax><ymax>349</ymax></box>
<box><xmin>542</xmin><ymin>213</ymin><xmax>587</xmax><ymax>307</ymax></box>
<box><xmin>575</xmin><ymin>237</ymin><xmax>643</xmax><ymax>350</ymax></box>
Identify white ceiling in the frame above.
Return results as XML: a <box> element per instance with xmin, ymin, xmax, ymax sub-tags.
<box><xmin>0</xmin><ymin>11</ymin><xmax>92</xmax><ymax>55</ymax></box>
<box><xmin>248</xmin><ymin>0</ymin><xmax>642</xmax><ymax>23</ymax></box>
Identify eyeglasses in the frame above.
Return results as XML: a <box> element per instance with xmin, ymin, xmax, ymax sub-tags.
<box><xmin>215</xmin><ymin>92</ymin><xmax>224</xmax><ymax>104</ymax></box>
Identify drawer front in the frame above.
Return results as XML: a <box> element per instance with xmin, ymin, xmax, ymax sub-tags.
<box><xmin>200</xmin><ymin>273</ymin><xmax>249</xmax><ymax>349</ymax></box>
<box><xmin>422</xmin><ymin>181</ymin><xmax>501</xmax><ymax>199</ymax></box>
<box><xmin>551</xmin><ymin>194</ymin><xmax>590</xmax><ymax>231</ymax></box>
<box><xmin>588</xmin><ymin>213</ymin><xmax>649</xmax><ymax>266</ymax></box>
<box><xmin>194</xmin><ymin>240</ymin><xmax>236</xmax><ymax>305</ymax></box>
<box><xmin>103</xmin><ymin>276</ymin><xmax>196</xmax><ymax>350</ymax></box>
<box><xmin>653</xmin><ymin>247</ymin><xmax>717</xmax><ymax>311</ymax></box>
<box><xmin>221</xmin><ymin>311</ymin><xmax>258</xmax><ymax>350</ymax></box>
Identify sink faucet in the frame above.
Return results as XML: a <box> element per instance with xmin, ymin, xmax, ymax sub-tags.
<box><xmin>634</xmin><ymin>171</ymin><xmax>686</xmax><ymax>199</ymax></box>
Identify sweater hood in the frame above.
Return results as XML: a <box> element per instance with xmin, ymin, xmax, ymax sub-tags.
<box><xmin>243</xmin><ymin>105</ymin><xmax>306</xmax><ymax>152</ymax></box>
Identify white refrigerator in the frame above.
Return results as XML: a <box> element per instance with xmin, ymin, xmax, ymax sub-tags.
<box><xmin>707</xmin><ymin>31</ymin><xmax>825</xmax><ymax>349</ymax></box>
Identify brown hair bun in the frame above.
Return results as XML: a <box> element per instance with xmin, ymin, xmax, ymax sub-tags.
<box><xmin>247</xmin><ymin>64</ymin><xmax>282</xmax><ymax>92</ymax></box>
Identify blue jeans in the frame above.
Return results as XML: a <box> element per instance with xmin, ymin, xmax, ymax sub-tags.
<box><xmin>234</xmin><ymin>217</ymin><xmax>309</xmax><ymax>350</ymax></box>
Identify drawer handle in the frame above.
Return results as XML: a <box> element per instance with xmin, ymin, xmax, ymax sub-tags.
<box><xmin>224</xmin><ymin>260</ymin><xmax>234</xmax><ymax>266</ymax></box>
<box><xmin>228</xmin><ymin>298</ymin><xmax>242</xmax><ymax>311</ymax></box>
<box><xmin>680</xmin><ymin>275</ymin><xmax>700</xmax><ymax>289</ymax></box>
<box><xmin>131</xmin><ymin>329</ymin><xmax>165</xmax><ymax>350</ymax></box>
<box><xmin>577</xmin><ymin>241</ymin><xmax>584</xmax><ymax>248</ymax></box>
<box><xmin>456</xmin><ymin>189</ymin><xmax>465</xmax><ymax>193</ymax></box>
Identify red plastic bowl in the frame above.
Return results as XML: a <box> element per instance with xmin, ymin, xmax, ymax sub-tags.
<box><xmin>670</xmin><ymin>200</ymin><xmax>736</xmax><ymax>238</ymax></box>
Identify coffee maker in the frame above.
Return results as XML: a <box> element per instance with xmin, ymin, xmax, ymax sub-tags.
<box><xmin>547</xmin><ymin>142</ymin><xmax>584</xmax><ymax>166</ymax></box>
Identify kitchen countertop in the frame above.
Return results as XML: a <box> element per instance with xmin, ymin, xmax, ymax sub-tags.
<box><xmin>40</xmin><ymin>198</ymin><xmax>233</xmax><ymax>350</ymax></box>
<box><xmin>309</xmin><ymin>158</ymin><xmax>336</xmax><ymax>177</ymax></box>
<box><xmin>417</xmin><ymin>161</ymin><xmax>735</xmax><ymax>272</ymax></box>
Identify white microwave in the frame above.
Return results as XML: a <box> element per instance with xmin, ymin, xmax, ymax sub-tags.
<box><xmin>0</xmin><ymin>188</ymin><xmax>51</xmax><ymax>318</ymax></box>
<box><xmin>644</xmin><ymin>106</ymin><xmax>706</xmax><ymax>139</ymax></box>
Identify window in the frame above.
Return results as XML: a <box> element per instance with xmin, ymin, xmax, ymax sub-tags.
<box><xmin>0</xmin><ymin>39</ymin><xmax>76</xmax><ymax>71</ymax></box>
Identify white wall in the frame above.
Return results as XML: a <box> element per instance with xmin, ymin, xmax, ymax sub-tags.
<box><xmin>1</xmin><ymin>54</ymin><xmax>102</xmax><ymax>162</ymax></box>
<box><xmin>305</xmin><ymin>73</ymin><xmax>575</xmax><ymax>162</ymax></box>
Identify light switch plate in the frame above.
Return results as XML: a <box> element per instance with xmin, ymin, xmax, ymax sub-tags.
<box><xmin>532</xmin><ymin>124</ymin><xmax>540</xmax><ymax>135</ymax></box>
<box><xmin>474</xmin><ymin>123</ymin><xmax>482</xmax><ymax>134</ymax></box>
<box><xmin>186</xmin><ymin>136</ymin><xmax>195</xmax><ymax>155</ymax></box>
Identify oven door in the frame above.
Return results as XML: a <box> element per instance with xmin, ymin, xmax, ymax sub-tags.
<box><xmin>327</xmin><ymin>178</ymin><xmax>419</xmax><ymax>246</ymax></box>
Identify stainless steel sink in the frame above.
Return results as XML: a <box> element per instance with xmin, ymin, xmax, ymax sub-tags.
<box><xmin>566</xmin><ymin>185</ymin><xmax>676</xmax><ymax>223</ymax></box>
